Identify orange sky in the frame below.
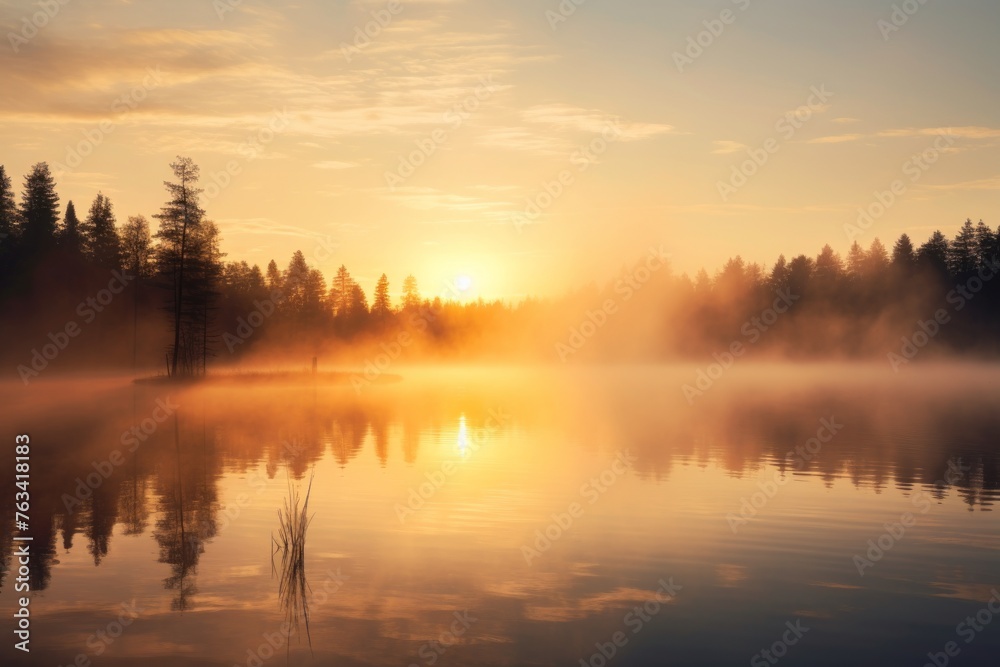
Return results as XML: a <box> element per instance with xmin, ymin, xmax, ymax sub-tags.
<box><xmin>1</xmin><ymin>0</ymin><xmax>998</xmax><ymax>300</ymax></box>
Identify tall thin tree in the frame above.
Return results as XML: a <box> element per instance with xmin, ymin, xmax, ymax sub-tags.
<box><xmin>154</xmin><ymin>157</ymin><xmax>205</xmax><ymax>377</ymax></box>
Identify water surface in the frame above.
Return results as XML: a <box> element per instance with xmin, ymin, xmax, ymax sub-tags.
<box><xmin>1</xmin><ymin>366</ymin><xmax>998</xmax><ymax>666</ymax></box>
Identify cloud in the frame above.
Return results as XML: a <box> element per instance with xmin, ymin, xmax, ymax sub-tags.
<box><xmin>314</xmin><ymin>161</ymin><xmax>358</xmax><ymax>170</ymax></box>
<box><xmin>877</xmin><ymin>126</ymin><xmax>1000</xmax><ymax>140</ymax></box>
<box><xmin>805</xmin><ymin>134</ymin><xmax>864</xmax><ymax>144</ymax></box>
<box><xmin>712</xmin><ymin>140</ymin><xmax>748</xmax><ymax>154</ymax></box>
<box><xmin>832</xmin><ymin>117</ymin><xmax>861</xmax><ymax>124</ymax></box>
<box><xmin>476</xmin><ymin>127</ymin><xmax>569</xmax><ymax>155</ymax></box>
<box><xmin>217</xmin><ymin>218</ymin><xmax>331</xmax><ymax>240</ymax></box>
<box><xmin>522</xmin><ymin>104</ymin><xmax>676</xmax><ymax>140</ymax></box>
<box><xmin>920</xmin><ymin>176</ymin><xmax>1000</xmax><ymax>192</ymax></box>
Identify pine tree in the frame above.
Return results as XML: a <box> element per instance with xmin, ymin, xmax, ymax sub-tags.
<box><xmin>769</xmin><ymin>255</ymin><xmax>789</xmax><ymax>289</ymax></box>
<box><xmin>185</xmin><ymin>220</ymin><xmax>225</xmax><ymax>374</ymax></box>
<box><xmin>0</xmin><ymin>165</ymin><xmax>18</xmax><ymax>243</ymax></box>
<box><xmin>283</xmin><ymin>250</ymin><xmax>310</xmax><ymax>315</ymax></box>
<box><xmin>916</xmin><ymin>230</ymin><xmax>949</xmax><ymax>277</ymax></box>
<box><xmin>947</xmin><ymin>219</ymin><xmax>977</xmax><ymax>276</ymax></box>
<box><xmin>0</xmin><ymin>165</ymin><xmax>18</xmax><ymax>287</ymax></box>
<box><xmin>372</xmin><ymin>273</ymin><xmax>391</xmax><ymax>316</ymax></box>
<box><xmin>83</xmin><ymin>193</ymin><xmax>123</xmax><ymax>269</ymax></box>
<box><xmin>303</xmin><ymin>268</ymin><xmax>327</xmax><ymax>323</ymax></box>
<box><xmin>401</xmin><ymin>274</ymin><xmax>421</xmax><ymax>310</ymax></box>
<box><xmin>18</xmin><ymin>162</ymin><xmax>60</xmax><ymax>258</ymax></box>
<box><xmin>787</xmin><ymin>255</ymin><xmax>814</xmax><ymax>296</ymax></box>
<box><xmin>891</xmin><ymin>234</ymin><xmax>916</xmax><ymax>268</ymax></box>
<box><xmin>265</xmin><ymin>259</ymin><xmax>283</xmax><ymax>293</ymax></box>
<box><xmin>973</xmin><ymin>220</ymin><xmax>996</xmax><ymax>268</ymax></box>
<box><xmin>59</xmin><ymin>200</ymin><xmax>85</xmax><ymax>256</ymax></box>
<box><xmin>121</xmin><ymin>215</ymin><xmax>153</xmax><ymax>370</ymax></box>
<box><xmin>332</xmin><ymin>265</ymin><xmax>354</xmax><ymax>317</ymax></box>
<box><xmin>814</xmin><ymin>245</ymin><xmax>843</xmax><ymax>286</ymax></box>
<box><xmin>349</xmin><ymin>282</ymin><xmax>368</xmax><ymax>318</ymax></box>
<box><xmin>846</xmin><ymin>241</ymin><xmax>866</xmax><ymax>279</ymax></box>
<box><xmin>865</xmin><ymin>238</ymin><xmax>890</xmax><ymax>277</ymax></box>
<box><xmin>154</xmin><ymin>157</ymin><xmax>206</xmax><ymax>377</ymax></box>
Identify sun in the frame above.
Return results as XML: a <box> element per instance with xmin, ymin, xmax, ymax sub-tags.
<box><xmin>455</xmin><ymin>274</ymin><xmax>473</xmax><ymax>293</ymax></box>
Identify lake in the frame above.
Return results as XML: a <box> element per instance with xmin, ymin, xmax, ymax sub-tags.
<box><xmin>1</xmin><ymin>365</ymin><xmax>998</xmax><ymax>666</ymax></box>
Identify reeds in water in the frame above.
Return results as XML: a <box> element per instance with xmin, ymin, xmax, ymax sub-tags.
<box><xmin>272</xmin><ymin>474</ymin><xmax>314</xmax><ymax>654</ymax></box>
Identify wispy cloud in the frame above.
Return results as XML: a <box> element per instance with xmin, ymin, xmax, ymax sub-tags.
<box><xmin>712</xmin><ymin>140</ymin><xmax>748</xmax><ymax>154</ymax></box>
<box><xmin>314</xmin><ymin>161</ymin><xmax>358</xmax><ymax>170</ymax></box>
<box><xmin>805</xmin><ymin>134</ymin><xmax>864</xmax><ymax>144</ymax></box>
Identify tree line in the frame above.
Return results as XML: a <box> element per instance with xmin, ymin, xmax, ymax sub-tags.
<box><xmin>2</xmin><ymin>156</ymin><xmax>999</xmax><ymax>374</ymax></box>
<box><xmin>0</xmin><ymin>157</ymin><xmax>517</xmax><ymax>376</ymax></box>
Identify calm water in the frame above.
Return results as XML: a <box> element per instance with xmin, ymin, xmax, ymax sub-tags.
<box><xmin>1</xmin><ymin>366</ymin><xmax>999</xmax><ymax>666</ymax></box>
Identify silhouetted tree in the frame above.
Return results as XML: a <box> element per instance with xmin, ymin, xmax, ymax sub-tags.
<box><xmin>154</xmin><ymin>157</ymin><xmax>207</xmax><ymax>377</ymax></box>
<box><xmin>892</xmin><ymin>234</ymin><xmax>916</xmax><ymax>269</ymax></box>
<box><xmin>372</xmin><ymin>273</ymin><xmax>391</xmax><ymax>317</ymax></box>
<box><xmin>917</xmin><ymin>230</ymin><xmax>950</xmax><ymax>278</ymax></box>
<box><xmin>185</xmin><ymin>220</ymin><xmax>225</xmax><ymax>374</ymax></box>
<box><xmin>303</xmin><ymin>268</ymin><xmax>327</xmax><ymax>324</ymax></box>
<box><xmin>948</xmin><ymin>219</ymin><xmax>978</xmax><ymax>277</ymax></box>
<box><xmin>814</xmin><ymin>244</ymin><xmax>843</xmax><ymax>290</ymax></box>
<box><xmin>283</xmin><ymin>250</ymin><xmax>310</xmax><ymax>315</ymax></box>
<box><xmin>122</xmin><ymin>215</ymin><xmax>153</xmax><ymax>370</ymax></box>
<box><xmin>266</xmin><ymin>259</ymin><xmax>282</xmax><ymax>292</ymax></box>
<box><xmin>973</xmin><ymin>220</ymin><xmax>996</xmax><ymax>268</ymax></box>
<box><xmin>348</xmin><ymin>283</ymin><xmax>368</xmax><ymax>319</ymax></box>
<box><xmin>122</xmin><ymin>215</ymin><xmax>154</xmax><ymax>279</ymax></box>
<box><xmin>18</xmin><ymin>162</ymin><xmax>59</xmax><ymax>259</ymax></box>
<box><xmin>0</xmin><ymin>165</ymin><xmax>18</xmax><ymax>289</ymax></box>
<box><xmin>769</xmin><ymin>255</ymin><xmax>790</xmax><ymax>290</ymax></box>
<box><xmin>83</xmin><ymin>193</ymin><xmax>122</xmax><ymax>270</ymax></box>
<box><xmin>59</xmin><ymin>200</ymin><xmax>85</xmax><ymax>257</ymax></box>
<box><xmin>787</xmin><ymin>255</ymin><xmax>814</xmax><ymax>296</ymax></box>
<box><xmin>332</xmin><ymin>265</ymin><xmax>354</xmax><ymax>318</ymax></box>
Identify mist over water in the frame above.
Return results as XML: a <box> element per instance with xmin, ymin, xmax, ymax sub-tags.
<box><xmin>1</xmin><ymin>364</ymin><xmax>997</xmax><ymax>666</ymax></box>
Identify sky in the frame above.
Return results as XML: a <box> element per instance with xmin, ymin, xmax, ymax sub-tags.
<box><xmin>1</xmin><ymin>0</ymin><xmax>998</xmax><ymax>301</ymax></box>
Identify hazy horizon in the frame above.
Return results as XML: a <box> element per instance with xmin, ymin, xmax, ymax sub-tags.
<box><xmin>2</xmin><ymin>0</ymin><xmax>999</xmax><ymax>299</ymax></box>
